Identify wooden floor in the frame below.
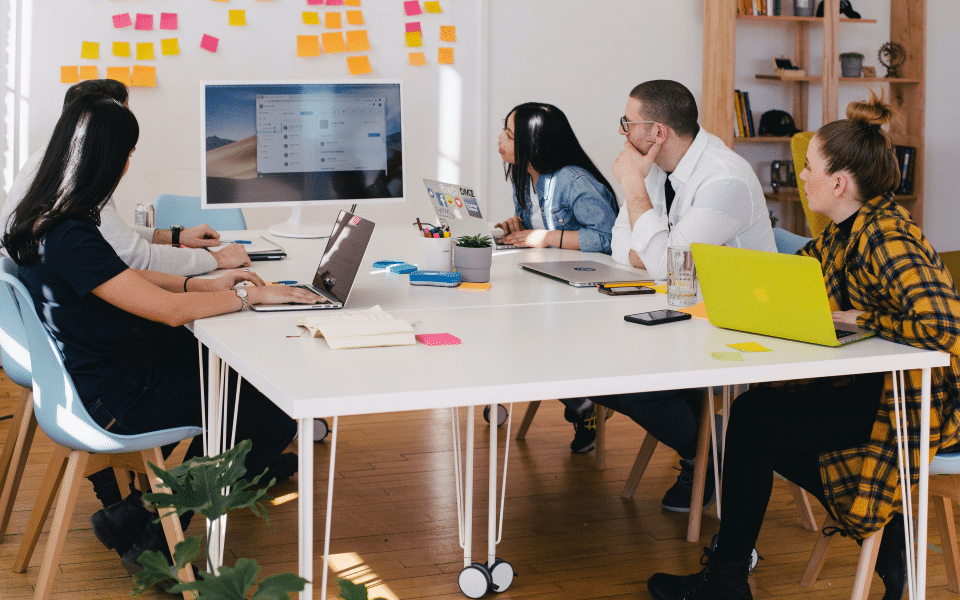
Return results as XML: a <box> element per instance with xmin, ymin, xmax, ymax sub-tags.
<box><xmin>2</xmin><ymin>369</ymin><xmax>960</xmax><ymax>600</ymax></box>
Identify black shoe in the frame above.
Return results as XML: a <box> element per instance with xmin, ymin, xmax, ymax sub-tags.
<box><xmin>648</xmin><ymin>545</ymin><xmax>753</xmax><ymax>600</ymax></box>
<box><xmin>90</xmin><ymin>488</ymin><xmax>154</xmax><ymax>557</ymax></box>
<box><xmin>260</xmin><ymin>452</ymin><xmax>299</xmax><ymax>486</ymax></box>
<box><xmin>570</xmin><ymin>414</ymin><xmax>597</xmax><ymax>453</ymax></box>
<box><xmin>875</xmin><ymin>513</ymin><xmax>907</xmax><ymax>600</ymax></box>
<box><xmin>661</xmin><ymin>458</ymin><xmax>716</xmax><ymax>513</ymax></box>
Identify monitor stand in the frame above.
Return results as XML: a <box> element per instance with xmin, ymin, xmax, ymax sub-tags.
<box><xmin>268</xmin><ymin>207</ymin><xmax>333</xmax><ymax>239</ymax></box>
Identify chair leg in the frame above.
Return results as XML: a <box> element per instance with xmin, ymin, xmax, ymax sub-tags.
<box><xmin>686</xmin><ymin>391</ymin><xmax>713</xmax><ymax>543</ymax></box>
<box><xmin>850</xmin><ymin>529</ymin><xmax>881</xmax><ymax>600</ymax></box>
<box><xmin>800</xmin><ymin>515</ymin><xmax>838</xmax><ymax>587</ymax></box>
<box><xmin>595</xmin><ymin>406</ymin><xmax>606</xmax><ymax>471</ymax></box>
<box><xmin>514</xmin><ymin>401</ymin><xmax>541</xmax><ymax>441</ymax></box>
<box><xmin>141</xmin><ymin>447</ymin><xmax>196</xmax><ymax>599</ymax></box>
<box><xmin>13</xmin><ymin>444</ymin><xmax>70</xmax><ymax>573</ymax></box>
<box><xmin>622</xmin><ymin>433</ymin><xmax>659</xmax><ymax>499</ymax></box>
<box><xmin>34</xmin><ymin>450</ymin><xmax>89</xmax><ymax>600</ymax></box>
<box><xmin>0</xmin><ymin>389</ymin><xmax>36</xmax><ymax>542</ymax></box>
<box><xmin>934</xmin><ymin>492</ymin><xmax>960</xmax><ymax>593</ymax></box>
<box><xmin>788</xmin><ymin>481</ymin><xmax>819</xmax><ymax>531</ymax></box>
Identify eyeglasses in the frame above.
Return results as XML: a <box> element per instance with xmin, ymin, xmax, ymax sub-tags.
<box><xmin>620</xmin><ymin>116</ymin><xmax>658</xmax><ymax>133</ymax></box>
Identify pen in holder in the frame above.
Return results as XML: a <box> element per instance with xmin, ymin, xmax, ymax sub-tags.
<box><xmin>419</xmin><ymin>236</ymin><xmax>453</xmax><ymax>272</ymax></box>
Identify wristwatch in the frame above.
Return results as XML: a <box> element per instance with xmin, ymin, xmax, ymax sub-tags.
<box><xmin>171</xmin><ymin>225</ymin><xmax>184</xmax><ymax>246</ymax></box>
<box><xmin>235</xmin><ymin>287</ymin><xmax>248</xmax><ymax>311</ymax></box>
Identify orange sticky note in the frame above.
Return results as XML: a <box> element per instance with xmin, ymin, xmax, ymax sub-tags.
<box><xmin>405</xmin><ymin>31</ymin><xmax>422</xmax><ymax>48</ymax></box>
<box><xmin>345</xmin><ymin>30</ymin><xmax>369</xmax><ymax>52</ymax></box>
<box><xmin>161</xmin><ymin>38</ymin><xmax>180</xmax><ymax>56</ymax></box>
<box><xmin>408</xmin><ymin>52</ymin><xmax>427</xmax><ymax>66</ymax></box>
<box><xmin>229</xmin><ymin>10</ymin><xmax>246</xmax><ymax>26</ymax></box>
<box><xmin>106</xmin><ymin>66</ymin><xmax>132</xmax><ymax>86</ymax></box>
<box><xmin>438</xmin><ymin>47</ymin><xmax>454</xmax><ymax>64</ymax></box>
<box><xmin>321</xmin><ymin>32</ymin><xmax>346</xmax><ymax>53</ymax></box>
<box><xmin>61</xmin><ymin>66</ymin><xmax>80</xmax><ymax>84</ymax></box>
<box><xmin>113</xmin><ymin>42</ymin><xmax>131</xmax><ymax>57</ymax></box>
<box><xmin>345</xmin><ymin>0</ymin><xmax>361</xmax><ymax>5</ymax></box>
<box><xmin>440</xmin><ymin>25</ymin><xmax>456</xmax><ymax>42</ymax></box>
<box><xmin>132</xmin><ymin>65</ymin><xmax>156</xmax><ymax>88</ymax></box>
<box><xmin>79</xmin><ymin>66</ymin><xmax>98</xmax><ymax>80</ymax></box>
<box><xmin>346</xmin><ymin>10</ymin><xmax>364</xmax><ymax>25</ymax></box>
<box><xmin>136</xmin><ymin>42</ymin><xmax>155</xmax><ymax>61</ymax></box>
<box><xmin>302</xmin><ymin>12</ymin><xmax>320</xmax><ymax>25</ymax></box>
<box><xmin>347</xmin><ymin>55</ymin><xmax>372</xmax><ymax>76</ymax></box>
<box><xmin>297</xmin><ymin>35</ymin><xmax>321</xmax><ymax>57</ymax></box>
<box><xmin>424</xmin><ymin>1</ymin><xmax>442</xmax><ymax>13</ymax></box>
<box><xmin>325</xmin><ymin>12</ymin><xmax>342</xmax><ymax>28</ymax></box>
<box><xmin>81</xmin><ymin>42</ymin><xmax>99</xmax><ymax>60</ymax></box>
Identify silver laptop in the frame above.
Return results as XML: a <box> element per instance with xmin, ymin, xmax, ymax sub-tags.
<box><xmin>251</xmin><ymin>211</ymin><xmax>375</xmax><ymax>312</ymax></box>
<box><xmin>519</xmin><ymin>260</ymin><xmax>652</xmax><ymax>287</ymax></box>
<box><xmin>423</xmin><ymin>178</ymin><xmax>521</xmax><ymax>250</ymax></box>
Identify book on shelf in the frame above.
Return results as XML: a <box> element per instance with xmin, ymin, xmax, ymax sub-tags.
<box><xmin>297</xmin><ymin>307</ymin><xmax>416</xmax><ymax>349</ymax></box>
<box><xmin>742</xmin><ymin>91</ymin><xmax>756</xmax><ymax>137</ymax></box>
<box><xmin>894</xmin><ymin>145</ymin><xmax>916</xmax><ymax>195</ymax></box>
<box><xmin>733</xmin><ymin>90</ymin><xmax>746</xmax><ymax>138</ymax></box>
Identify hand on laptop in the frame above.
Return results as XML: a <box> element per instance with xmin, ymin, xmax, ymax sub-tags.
<box><xmin>503</xmin><ymin>229</ymin><xmax>550</xmax><ymax>248</ymax></box>
<box><xmin>212</xmin><ymin>243</ymin><xmax>252</xmax><ymax>269</ymax></box>
<box><xmin>248</xmin><ymin>285</ymin><xmax>321</xmax><ymax>307</ymax></box>
<box><xmin>494</xmin><ymin>216</ymin><xmax>525</xmax><ymax>235</ymax></box>
<box><xmin>193</xmin><ymin>269</ymin><xmax>265</xmax><ymax>292</ymax></box>
<box><xmin>832</xmin><ymin>309</ymin><xmax>864</xmax><ymax>325</ymax></box>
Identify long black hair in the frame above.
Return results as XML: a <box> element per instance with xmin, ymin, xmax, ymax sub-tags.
<box><xmin>503</xmin><ymin>102</ymin><xmax>617</xmax><ymax>211</ymax></box>
<box><xmin>3</xmin><ymin>95</ymin><xmax>139</xmax><ymax>265</ymax></box>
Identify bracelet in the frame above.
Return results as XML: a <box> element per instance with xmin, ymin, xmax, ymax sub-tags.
<box><xmin>559</xmin><ymin>230</ymin><xmax>564</xmax><ymax>249</ymax></box>
<box><xmin>183</xmin><ymin>276</ymin><xmax>193</xmax><ymax>292</ymax></box>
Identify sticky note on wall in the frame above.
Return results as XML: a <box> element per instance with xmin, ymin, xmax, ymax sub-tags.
<box><xmin>79</xmin><ymin>66</ymin><xmax>98</xmax><ymax>80</ymax></box>
<box><xmin>297</xmin><ymin>36</ymin><xmax>321</xmax><ymax>57</ymax></box>
<box><xmin>81</xmin><ymin>42</ymin><xmax>99</xmax><ymax>60</ymax></box>
<box><xmin>229</xmin><ymin>10</ymin><xmax>246</xmax><ymax>26</ymax></box>
<box><xmin>135</xmin><ymin>14</ymin><xmax>154</xmax><ymax>31</ymax></box>
<box><xmin>303</xmin><ymin>12</ymin><xmax>320</xmax><ymax>25</ymax></box>
<box><xmin>306</xmin><ymin>0</ymin><xmax>323</xmax><ymax>5</ymax></box>
<box><xmin>347</xmin><ymin>55</ymin><xmax>372</xmax><ymax>75</ymax></box>
<box><xmin>160</xmin><ymin>13</ymin><xmax>178</xmax><ymax>30</ymax></box>
<box><xmin>113</xmin><ymin>13</ymin><xmax>132</xmax><ymax>29</ymax></box>
<box><xmin>346</xmin><ymin>10</ymin><xmax>364</xmax><ymax>25</ymax></box>
<box><xmin>424</xmin><ymin>1</ymin><xmax>442</xmax><ymax>13</ymax></box>
<box><xmin>440</xmin><ymin>25</ymin><xmax>456</xmax><ymax>42</ymax></box>
<box><xmin>405</xmin><ymin>22</ymin><xmax>421</xmax><ymax>33</ymax></box>
<box><xmin>404</xmin><ymin>1</ymin><xmax>422</xmax><ymax>16</ymax></box>
<box><xmin>327</xmin><ymin>0</ymin><xmax>345</xmax><ymax>5</ymax></box>
<box><xmin>136</xmin><ymin>43</ymin><xmax>155</xmax><ymax>61</ymax></box>
<box><xmin>405</xmin><ymin>31</ymin><xmax>422</xmax><ymax>47</ymax></box>
<box><xmin>438</xmin><ymin>47</ymin><xmax>454</xmax><ymax>64</ymax></box>
<box><xmin>161</xmin><ymin>39</ymin><xmax>180</xmax><ymax>56</ymax></box>
<box><xmin>113</xmin><ymin>42</ymin><xmax>131</xmax><ymax>57</ymax></box>
<box><xmin>345</xmin><ymin>30</ymin><xmax>369</xmax><ymax>52</ymax></box>
<box><xmin>200</xmin><ymin>34</ymin><xmax>219</xmax><ymax>53</ymax></box>
<box><xmin>345</xmin><ymin>0</ymin><xmax>361</xmax><ymax>5</ymax></box>
<box><xmin>325</xmin><ymin>12</ymin><xmax>342</xmax><ymax>28</ymax></box>
<box><xmin>106</xmin><ymin>66</ymin><xmax>132</xmax><ymax>86</ymax></box>
<box><xmin>321</xmin><ymin>32</ymin><xmax>346</xmax><ymax>53</ymax></box>
<box><xmin>61</xmin><ymin>66</ymin><xmax>79</xmax><ymax>84</ymax></box>
<box><xmin>408</xmin><ymin>52</ymin><xmax>427</xmax><ymax>66</ymax></box>
<box><xmin>132</xmin><ymin>65</ymin><xmax>157</xmax><ymax>88</ymax></box>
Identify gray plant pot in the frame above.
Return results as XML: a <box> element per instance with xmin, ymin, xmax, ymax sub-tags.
<box><xmin>454</xmin><ymin>246</ymin><xmax>493</xmax><ymax>283</ymax></box>
<box><xmin>793</xmin><ymin>0</ymin><xmax>815</xmax><ymax>16</ymax></box>
<box><xmin>840</xmin><ymin>56</ymin><xmax>863</xmax><ymax>77</ymax></box>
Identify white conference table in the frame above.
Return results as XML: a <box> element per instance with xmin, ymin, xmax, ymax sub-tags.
<box><xmin>193</xmin><ymin>227</ymin><xmax>949</xmax><ymax>600</ymax></box>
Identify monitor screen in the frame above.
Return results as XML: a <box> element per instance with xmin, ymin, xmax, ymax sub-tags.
<box><xmin>201</xmin><ymin>80</ymin><xmax>404</xmax><ymax>209</ymax></box>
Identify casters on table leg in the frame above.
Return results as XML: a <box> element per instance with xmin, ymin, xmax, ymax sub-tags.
<box><xmin>749</xmin><ymin>547</ymin><xmax>760</xmax><ymax>572</ymax></box>
<box><xmin>489</xmin><ymin>558</ymin><xmax>515</xmax><ymax>593</ymax></box>
<box><xmin>459</xmin><ymin>563</ymin><xmax>492</xmax><ymax>598</ymax></box>
<box><xmin>482</xmin><ymin>404</ymin><xmax>508</xmax><ymax>427</ymax></box>
<box><xmin>314</xmin><ymin>418</ymin><xmax>329</xmax><ymax>442</ymax></box>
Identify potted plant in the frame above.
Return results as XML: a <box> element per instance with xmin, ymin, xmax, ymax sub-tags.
<box><xmin>840</xmin><ymin>52</ymin><xmax>864</xmax><ymax>77</ymax></box>
<box><xmin>454</xmin><ymin>234</ymin><xmax>493</xmax><ymax>283</ymax></box>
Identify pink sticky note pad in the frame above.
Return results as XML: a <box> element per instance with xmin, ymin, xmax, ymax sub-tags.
<box><xmin>416</xmin><ymin>333</ymin><xmax>461</xmax><ymax>347</ymax></box>
<box><xmin>135</xmin><ymin>13</ymin><xmax>154</xmax><ymax>31</ymax></box>
<box><xmin>113</xmin><ymin>13</ymin><xmax>132</xmax><ymax>29</ymax></box>
<box><xmin>307</xmin><ymin>0</ymin><xmax>324</xmax><ymax>4</ymax></box>
<box><xmin>404</xmin><ymin>1</ymin><xmax>422</xmax><ymax>16</ymax></box>
<box><xmin>405</xmin><ymin>21</ymin><xmax>422</xmax><ymax>33</ymax></box>
<box><xmin>327</xmin><ymin>0</ymin><xmax>344</xmax><ymax>5</ymax></box>
<box><xmin>200</xmin><ymin>34</ymin><xmax>219</xmax><ymax>53</ymax></box>
<box><xmin>160</xmin><ymin>13</ymin><xmax>178</xmax><ymax>30</ymax></box>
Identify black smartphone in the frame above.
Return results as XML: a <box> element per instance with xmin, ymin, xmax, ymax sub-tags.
<box><xmin>624</xmin><ymin>309</ymin><xmax>692</xmax><ymax>326</ymax></box>
<box><xmin>598</xmin><ymin>285</ymin><xmax>656</xmax><ymax>296</ymax></box>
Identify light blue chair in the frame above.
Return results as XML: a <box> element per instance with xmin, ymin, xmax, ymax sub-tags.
<box><xmin>153</xmin><ymin>194</ymin><xmax>247</xmax><ymax>231</ymax></box>
<box><xmin>773</xmin><ymin>226</ymin><xmax>811</xmax><ymax>256</ymax></box>
<box><xmin>0</xmin><ymin>257</ymin><xmax>201</xmax><ymax>599</ymax></box>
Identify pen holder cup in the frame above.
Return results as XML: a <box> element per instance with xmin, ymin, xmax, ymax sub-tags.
<box><xmin>419</xmin><ymin>236</ymin><xmax>453</xmax><ymax>272</ymax></box>
<box><xmin>667</xmin><ymin>246</ymin><xmax>698</xmax><ymax>307</ymax></box>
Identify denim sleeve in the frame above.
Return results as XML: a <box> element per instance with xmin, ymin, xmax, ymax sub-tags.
<box><xmin>567</xmin><ymin>174</ymin><xmax>618</xmax><ymax>254</ymax></box>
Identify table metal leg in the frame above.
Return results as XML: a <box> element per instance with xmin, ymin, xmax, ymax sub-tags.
<box><xmin>918</xmin><ymin>367</ymin><xmax>931</xmax><ymax>600</ymax></box>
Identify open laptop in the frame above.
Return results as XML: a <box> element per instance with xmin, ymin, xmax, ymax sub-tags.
<box><xmin>519</xmin><ymin>260</ymin><xmax>653</xmax><ymax>288</ymax></box>
<box><xmin>691</xmin><ymin>243</ymin><xmax>875</xmax><ymax>347</ymax></box>
<box><xmin>251</xmin><ymin>211</ymin><xmax>375</xmax><ymax>312</ymax></box>
<box><xmin>422</xmin><ymin>179</ymin><xmax>520</xmax><ymax>250</ymax></box>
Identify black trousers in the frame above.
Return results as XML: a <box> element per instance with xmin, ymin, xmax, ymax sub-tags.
<box><xmin>714</xmin><ymin>373</ymin><xmax>885</xmax><ymax>562</ymax></box>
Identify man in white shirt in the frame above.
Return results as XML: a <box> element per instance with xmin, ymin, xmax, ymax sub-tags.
<box><xmin>0</xmin><ymin>79</ymin><xmax>250</xmax><ymax>275</ymax></box>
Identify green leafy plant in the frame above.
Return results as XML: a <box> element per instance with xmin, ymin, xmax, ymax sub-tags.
<box><xmin>456</xmin><ymin>234</ymin><xmax>492</xmax><ymax>248</ymax></box>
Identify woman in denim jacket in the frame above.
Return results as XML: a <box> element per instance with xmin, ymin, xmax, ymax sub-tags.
<box><xmin>495</xmin><ymin>103</ymin><xmax>619</xmax><ymax>254</ymax></box>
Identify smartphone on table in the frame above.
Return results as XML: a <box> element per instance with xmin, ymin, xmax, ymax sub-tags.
<box><xmin>624</xmin><ymin>309</ymin><xmax>692</xmax><ymax>325</ymax></box>
<box><xmin>598</xmin><ymin>284</ymin><xmax>655</xmax><ymax>296</ymax></box>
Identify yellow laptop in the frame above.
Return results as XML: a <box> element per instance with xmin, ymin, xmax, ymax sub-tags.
<box><xmin>691</xmin><ymin>243</ymin><xmax>875</xmax><ymax>347</ymax></box>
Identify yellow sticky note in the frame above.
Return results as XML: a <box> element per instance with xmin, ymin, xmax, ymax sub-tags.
<box><xmin>161</xmin><ymin>38</ymin><xmax>180</xmax><ymax>56</ymax></box>
<box><xmin>653</xmin><ymin>284</ymin><xmax>668</xmax><ymax>294</ymax></box>
<box><xmin>61</xmin><ymin>66</ymin><xmax>80</xmax><ymax>84</ymax></box>
<box><xmin>136</xmin><ymin>42</ymin><xmax>155</xmax><ymax>61</ymax></box>
<box><xmin>113</xmin><ymin>42</ymin><xmax>131</xmax><ymax>57</ymax></box>
<box><xmin>132</xmin><ymin>65</ymin><xmax>157</xmax><ymax>88</ymax></box>
<box><xmin>79</xmin><ymin>66</ymin><xmax>98</xmax><ymax>80</ymax></box>
<box><xmin>459</xmin><ymin>282</ymin><xmax>492</xmax><ymax>291</ymax></box>
<box><xmin>424</xmin><ymin>1</ymin><xmax>442</xmax><ymax>13</ymax></box>
<box><xmin>325</xmin><ymin>12</ymin><xmax>342</xmax><ymax>28</ymax></box>
<box><xmin>297</xmin><ymin>35</ymin><xmax>321</xmax><ymax>57</ymax></box>
<box><xmin>405</xmin><ymin>31</ymin><xmax>422</xmax><ymax>48</ymax></box>
<box><xmin>81</xmin><ymin>41</ymin><xmax>99</xmax><ymax>60</ymax></box>
<box><xmin>408</xmin><ymin>52</ymin><xmax>427</xmax><ymax>66</ymax></box>
<box><xmin>438</xmin><ymin>47</ymin><xmax>454</xmax><ymax>64</ymax></box>
<box><xmin>345</xmin><ymin>0</ymin><xmax>361</xmax><ymax>5</ymax></box>
<box><xmin>229</xmin><ymin>10</ymin><xmax>246</xmax><ymax>26</ymax></box>
<box><xmin>347</xmin><ymin>55</ymin><xmax>372</xmax><ymax>76</ymax></box>
<box><xmin>106</xmin><ymin>66</ymin><xmax>132</xmax><ymax>86</ymax></box>
<box><xmin>440</xmin><ymin>25</ymin><xmax>456</xmax><ymax>42</ymax></box>
<box><xmin>302</xmin><ymin>12</ymin><xmax>320</xmax><ymax>25</ymax></box>
<box><xmin>346</xmin><ymin>10</ymin><xmax>364</xmax><ymax>25</ymax></box>
<box><xmin>727</xmin><ymin>342</ymin><xmax>772</xmax><ymax>352</ymax></box>
<box><xmin>345</xmin><ymin>30</ymin><xmax>370</xmax><ymax>52</ymax></box>
<box><xmin>321</xmin><ymin>32</ymin><xmax>346</xmax><ymax>54</ymax></box>
<box><xmin>711</xmin><ymin>351</ymin><xmax>744</xmax><ymax>362</ymax></box>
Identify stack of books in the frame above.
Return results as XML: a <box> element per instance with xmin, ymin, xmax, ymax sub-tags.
<box><xmin>894</xmin><ymin>146</ymin><xmax>916</xmax><ymax>195</ymax></box>
<box><xmin>739</xmin><ymin>0</ymin><xmax>782</xmax><ymax>15</ymax></box>
<box><xmin>734</xmin><ymin>90</ymin><xmax>756</xmax><ymax>138</ymax></box>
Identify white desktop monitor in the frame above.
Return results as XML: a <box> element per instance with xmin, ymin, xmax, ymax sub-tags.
<box><xmin>201</xmin><ymin>80</ymin><xmax>405</xmax><ymax>238</ymax></box>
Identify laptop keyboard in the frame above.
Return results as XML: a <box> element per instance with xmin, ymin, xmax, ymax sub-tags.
<box><xmin>293</xmin><ymin>284</ymin><xmax>331</xmax><ymax>303</ymax></box>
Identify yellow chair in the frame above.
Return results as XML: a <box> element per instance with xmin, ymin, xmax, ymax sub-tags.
<box><xmin>791</xmin><ymin>132</ymin><xmax>832</xmax><ymax>238</ymax></box>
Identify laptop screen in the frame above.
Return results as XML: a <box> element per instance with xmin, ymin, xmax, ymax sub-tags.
<box><xmin>311</xmin><ymin>211</ymin><xmax>375</xmax><ymax>303</ymax></box>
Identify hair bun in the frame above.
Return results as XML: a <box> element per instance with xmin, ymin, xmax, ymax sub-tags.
<box><xmin>846</xmin><ymin>89</ymin><xmax>895</xmax><ymax>128</ymax></box>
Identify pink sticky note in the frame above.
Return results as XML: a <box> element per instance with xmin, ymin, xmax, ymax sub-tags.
<box><xmin>416</xmin><ymin>333</ymin><xmax>461</xmax><ymax>346</ymax></box>
<box><xmin>135</xmin><ymin>13</ymin><xmax>154</xmax><ymax>31</ymax></box>
<box><xmin>405</xmin><ymin>21</ymin><xmax>422</xmax><ymax>33</ymax></box>
<box><xmin>113</xmin><ymin>13</ymin><xmax>132</xmax><ymax>29</ymax></box>
<box><xmin>404</xmin><ymin>1</ymin><xmax>422</xmax><ymax>16</ymax></box>
<box><xmin>200</xmin><ymin>34</ymin><xmax>219</xmax><ymax>53</ymax></box>
<box><xmin>307</xmin><ymin>0</ymin><xmax>324</xmax><ymax>4</ymax></box>
<box><xmin>160</xmin><ymin>13</ymin><xmax>178</xmax><ymax>30</ymax></box>
<box><xmin>327</xmin><ymin>0</ymin><xmax>345</xmax><ymax>4</ymax></box>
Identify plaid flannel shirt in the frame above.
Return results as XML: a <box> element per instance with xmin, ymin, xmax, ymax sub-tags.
<box><xmin>792</xmin><ymin>194</ymin><xmax>960</xmax><ymax>539</ymax></box>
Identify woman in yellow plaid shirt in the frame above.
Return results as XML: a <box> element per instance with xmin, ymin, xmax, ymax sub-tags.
<box><xmin>649</xmin><ymin>92</ymin><xmax>960</xmax><ymax>600</ymax></box>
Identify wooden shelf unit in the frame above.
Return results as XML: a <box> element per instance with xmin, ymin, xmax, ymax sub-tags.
<box><xmin>702</xmin><ymin>0</ymin><xmax>926</xmax><ymax>232</ymax></box>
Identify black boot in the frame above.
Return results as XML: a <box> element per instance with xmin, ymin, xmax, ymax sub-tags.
<box><xmin>90</xmin><ymin>488</ymin><xmax>153</xmax><ymax>557</ymax></box>
<box><xmin>875</xmin><ymin>514</ymin><xmax>907</xmax><ymax>600</ymax></box>
<box><xmin>648</xmin><ymin>545</ymin><xmax>753</xmax><ymax>600</ymax></box>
